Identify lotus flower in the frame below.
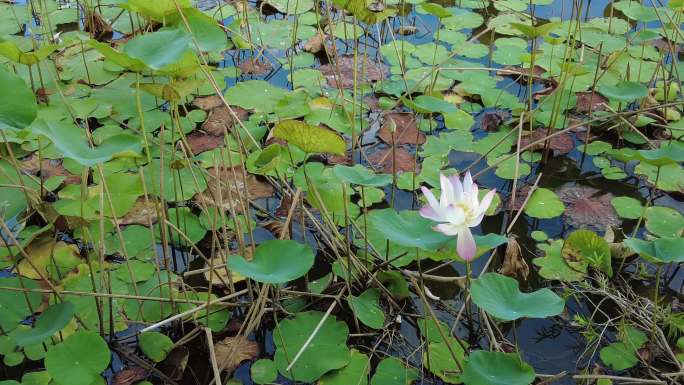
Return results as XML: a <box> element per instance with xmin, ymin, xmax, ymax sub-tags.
<box><xmin>419</xmin><ymin>172</ymin><xmax>496</xmax><ymax>262</ymax></box>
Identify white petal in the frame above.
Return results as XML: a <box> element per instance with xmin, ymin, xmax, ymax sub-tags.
<box><xmin>421</xmin><ymin>186</ymin><xmax>440</xmax><ymax>212</ymax></box>
<box><xmin>478</xmin><ymin>189</ymin><xmax>496</xmax><ymax>216</ymax></box>
<box><xmin>457</xmin><ymin>227</ymin><xmax>477</xmax><ymax>262</ymax></box>
<box><xmin>434</xmin><ymin>223</ymin><xmax>462</xmax><ymax>236</ymax></box>
<box><xmin>448</xmin><ymin>174</ymin><xmax>464</xmax><ymax>202</ymax></box>
<box><xmin>444</xmin><ymin>204</ymin><xmax>466</xmax><ymax>226</ymax></box>
<box><xmin>439</xmin><ymin>174</ymin><xmax>455</xmax><ymax>207</ymax></box>
<box><xmin>463</xmin><ymin>171</ymin><xmax>473</xmax><ymax>197</ymax></box>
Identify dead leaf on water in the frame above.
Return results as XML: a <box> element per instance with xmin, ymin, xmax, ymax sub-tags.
<box><xmin>214</xmin><ymin>336</ymin><xmax>260</xmax><ymax>375</ymax></box>
<box><xmin>498</xmin><ymin>236</ymin><xmax>529</xmax><ymax>280</ymax></box>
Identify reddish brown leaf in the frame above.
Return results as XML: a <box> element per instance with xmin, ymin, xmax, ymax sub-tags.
<box><xmin>194</xmin><ymin>167</ymin><xmax>275</xmax><ymax>212</ymax></box>
<box><xmin>480</xmin><ymin>110</ymin><xmax>511</xmax><ymax>132</ymax></box>
<box><xmin>367</xmin><ymin>147</ymin><xmax>419</xmax><ymax>174</ymax></box>
<box><xmin>113</xmin><ymin>367</ymin><xmax>148</xmax><ymax>385</ymax></box>
<box><xmin>326</xmin><ymin>151</ymin><xmax>352</xmax><ymax>165</ymax></box>
<box><xmin>214</xmin><ymin>336</ymin><xmax>259</xmax><ymax>375</ymax></box>
<box><xmin>303</xmin><ymin>33</ymin><xmax>326</xmax><ymax>53</ymax></box>
<box><xmin>319</xmin><ymin>55</ymin><xmax>388</xmax><ymax>88</ymax></box>
<box><xmin>184</xmin><ymin>131</ymin><xmax>225</xmax><ymax>154</ymax></box>
<box><xmin>237</xmin><ymin>58</ymin><xmax>273</xmax><ymax>75</ymax></box>
<box><xmin>556</xmin><ymin>185</ymin><xmax>619</xmax><ymax>229</ymax></box>
<box><xmin>40</xmin><ymin>158</ymin><xmax>81</xmax><ymax>184</ymax></box>
<box><xmin>378</xmin><ymin>112</ymin><xmax>425</xmax><ymax>145</ymax></box>
<box><xmin>575</xmin><ymin>92</ymin><xmax>608</xmax><ymax>113</ymax></box>
<box><xmin>519</xmin><ymin>128</ymin><xmax>574</xmax><ymax>154</ymax></box>
<box><xmin>498</xmin><ymin>236</ymin><xmax>529</xmax><ymax>279</ymax></box>
<box><xmin>202</xmin><ymin>105</ymin><xmax>249</xmax><ymax>136</ymax></box>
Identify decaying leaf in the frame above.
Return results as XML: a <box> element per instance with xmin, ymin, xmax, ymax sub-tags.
<box><xmin>193</xmin><ymin>95</ymin><xmax>224</xmax><ymax>111</ymax></box>
<box><xmin>575</xmin><ymin>91</ymin><xmax>608</xmax><ymax>113</ymax></box>
<box><xmin>201</xmin><ymin>105</ymin><xmax>250</xmax><ymax>136</ymax></box>
<box><xmin>319</xmin><ymin>55</ymin><xmax>388</xmax><ymax>88</ymax></box>
<box><xmin>160</xmin><ymin>346</ymin><xmax>189</xmax><ymax>381</ymax></box>
<box><xmin>112</xmin><ymin>366</ymin><xmax>148</xmax><ymax>385</ymax></box>
<box><xmin>480</xmin><ymin>109</ymin><xmax>511</xmax><ymax>132</ymax></box>
<box><xmin>184</xmin><ymin>131</ymin><xmax>226</xmax><ymax>154</ymax></box>
<box><xmin>519</xmin><ymin>128</ymin><xmax>574</xmax><ymax>155</ymax></box>
<box><xmin>498</xmin><ymin>236</ymin><xmax>529</xmax><ymax>279</ymax></box>
<box><xmin>214</xmin><ymin>336</ymin><xmax>260</xmax><ymax>375</ymax></box>
<box><xmin>119</xmin><ymin>198</ymin><xmax>160</xmax><ymax>226</ymax></box>
<box><xmin>367</xmin><ymin>147</ymin><xmax>419</xmax><ymax>174</ymax></box>
<box><xmin>303</xmin><ymin>33</ymin><xmax>326</xmax><ymax>53</ymax></box>
<box><xmin>194</xmin><ymin>167</ymin><xmax>275</xmax><ymax>212</ymax></box>
<box><xmin>396</xmin><ymin>26</ymin><xmax>418</xmax><ymax>36</ymax></box>
<box><xmin>378</xmin><ymin>112</ymin><xmax>425</xmax><ymax>145</ymax></box>
<box><xmin>203</xmin><ymin>253</ymin><xmax>247</xmax><ymax>287</ymax></box>
<box><xmin>556</xmin><ymin>185</ymin><xmax>619</xmax><ymax>229</ymax></box>
<box><xmin>237</xmin><ymin>58</ymin><xmax>273</xmax><ymax>75</ymax></box>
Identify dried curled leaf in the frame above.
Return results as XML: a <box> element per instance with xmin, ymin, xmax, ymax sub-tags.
<box><xmin>498</xmin><ymin>236</ymin><xmax>529</xmax><ymax>279</ymax></box>
<box><xmin>214</xmin><ymin>336</ymin><xmax>260</xmax><ymax>375</ymax></box>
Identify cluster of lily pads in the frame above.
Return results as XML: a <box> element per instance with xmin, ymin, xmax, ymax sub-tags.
<box><xmin>0</xmin><ymin>0</ymin><xmax>683</xmax><ymax>384</ymax></box>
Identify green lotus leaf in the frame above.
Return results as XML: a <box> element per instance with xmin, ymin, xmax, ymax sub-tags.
<box><xmin>370</xmin><ymin>357</ymin><xmax>419</xmax><ymax>385</ymax></box>
<box><xmin>624</xmin><ymin>237</ymin><xmax>684</xmax><ymax>264</ymax></box>
<box><xmin>599</xmin><ymin>325</ymin><xmax>647</xmax><ymax>371</ymax></box>
<box><xmin>9</xmin><ymin>302</ymin><xmax>74</xmax><ymax>347</ymax></box>
<box><xmin>562</xmin><ymin>230</ymin><xmax>612</xmax><ymax>277</ymax></box>
<box><xmin>251</xmin><ymin>359</ymin><xmax>278</xmax><ymax>384</ymax></box>
<box><xmin>610</xmin><ymin>196</ymin><xmax>643</xmax><ymax>219</ymax></box>
<box><xmin>0</xmin><ymin>277</ymin><xmax>42</xmax><ymax>332</ymax></box>
<box><xmin>348</xmin><ymin>289</ymin><xmax>385</xmax><ymax>329</ymax></box>
<box><xmin>319</xmin><ymin>349</ymin><xmax>370</xmax><ymax>385</ymax></box>
<box><xmin>367</xmin><ymin>208</ymin><xmax>452</xmax><ymax>251</ymax></box>
<box><xmin>224</xmin><ymin>80</ymin><xmax>289</xmax><ymax>113</ymax></box>
<box><xmin>273</xmin><ymin>120</ymin><xmax>346</xmax><ymax>155</ymax></box>
<box><xmin>333</xmin><ymin>164</ymin><xmax>392</xmax><ymax>186</ymax></box>
<box><xmin>461</xmin><ymin>351</ymin><xmax>535</xmax><ymax>385</ymax></box>
<box><xmin>471</xmin><ymin>273</ymin><xmax>565</xmax><ymax>321</ymax></box>
<box><xmin>273</xmin><ymin>311</ymin><xmax>350</xmax><ymax>382</ymax></box>
<box><xmin>123</xmin><ymin>28</ymin><xmax>193</xmax><ymax>70</ymax></box>
<box><xmin>30</xmin><ymin>118</ymin><xmax>142</xmax><ymax>167</ymax></box>
<box><xmin>523</xmin><ymin>188</ymin><xmax>565</xmax><ymax>219</ymax></box>
<box><xmin>403</xmin><ymin>95</ymin><xmax>459</xmax><ymax>114</ymax></box>
<box><xmin>533</xmin><ymin>240</ymin><xmax>586</xmax><ymax>283</ymax></box>
<box><xmin>123</xmin><ymin>0</ymin><xmax>192</xmax><ymax>21</ymax></box>
<box><xmin>0</xmin><ymin>67</ymin><xmax>37</xmax><ymax>130</ymax></box>
<box><xmin>227</xmin><ymin>239</ymin><xmax>315</xmax><ymax>284</ymax></box>
<box><xmin>423</xmin><ymin>336</ymin><xmax>468</xmax><ymax>384</ymax></box>
<box><xmin>45</xmin><ymin>331</ymin><xmax>111</xmax><ymax>385</ymax></box>
<box><xmin>634</xmin><ymin>141</ymin><xmax>684</xmax><ymax>166</ymax></box>
<box><xmin>644</xmin><ymin>206</ymin><xmax>684</xmax><ymax>237</ymax></box>
<box><xmin>139</xmin><ymin>332</ymin><xmax>174</xmax><ymax>363</ymax></box>
<box><xmin>599</xmin><ymin>81</ymin><xmax>648</xmax><ymax>102</ymax></box>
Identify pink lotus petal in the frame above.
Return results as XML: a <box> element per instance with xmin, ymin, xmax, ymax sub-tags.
<box><xmin>420</xmin><ymin>205</ymin><xmax>443</xmax><ymax>222</ymax></box>
<box><xmin>457</xmin><ymin>227</ymin><xmax>477</xmax><ymax>262</ymax></box>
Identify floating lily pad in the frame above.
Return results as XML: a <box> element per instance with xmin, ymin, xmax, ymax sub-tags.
<box><xmin>534</xmin><ymin>240</ymin><xmax>586</xmax><ymax>282</ymax></box>
<box><xmin>471</xmin><ymin>273</ymin><xmax>565</xmax><ymax>321</ymax></box>
<box><xmin>562</xmin><ymin>230</ymin><xmax>612</xmax><ymax>277</ymax></box>
<box><xmin>274</xmin><ymin>120</ymin><xmax>346</xmax><ymax>155</ymax></box>
<box><xmin>0</xmin><ymin>277</ymin><xmax>42</xmax><ymax>332</ymax></box>
<box><xmin>251</xmin><ymin>359</ymin><xmax>278</xmax><ymax>384</ymax></box>
<box><xmin>611</xmin><ymin>196</ymin><xmax>643</xmax><ymax>219</ymax></box>
<box><xmin>424</xmin><ymin>337</ymin><xmax>468</xmax><ymax>384</ymax></box>
<box><xmin>139</xmin><ymin>332</ymin><xmax>174</xmax><ymax>363</ymax></box>
<box><xmin>461</xmin><ymin>351</ymin><xmax>535</xmax><ymax>385</ymax></box>
<box><xmin>333</xmin><ymin>165</ymin><xmax>392</xmax><ymax>186</ymax></box>
<box><xmin>371</xmin><ymin>357</ymin><xmax>419</xmax><ymax>385</ymax></box>
<box><xmin>349</xmin><ymin>289</ymin><xmax>385</xmax><ymax>329</ymax></box>
<box><xmin>600</xmin><ymin>325</ymin><xmax>647</xmax><ymax>371</ymax></box>
<box><xmin>228</xmin><ymin>240</ymin><xmax>315</xmax><ymax>284</ymax></box>
<box><xmin>319</xmin><ymin>349</ymin><xmax>370</xmax><ymax>385</ymax></box>
<box><xmin>624</xmin><ymin>237</ymin><xmax>684</xmax><ymax>264</ymax></box>
<box><xmin>599</xmin><ymin>81</ymin><xmax>648</xmax><ymax>102</ymax></box>
<box><xmin>524</xmin><ymin>188</ymin><xmax>565</xmax><ymax>219</ymax></box>
<box><xmin>45</xmin><ymin>331</ymin><xmax>111</xmax><ymax>385</ymax></box>
<box><xmin>644</xmin><ymin>206</ymin><xmax>684</xmax><ymax>237</ymax></box>
<box><xmin>273</xmin><ymin>311</ymin><xmax>350</xmax><ymax>382</ymax></box>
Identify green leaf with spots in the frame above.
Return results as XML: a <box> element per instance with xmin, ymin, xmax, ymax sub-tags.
<box><xmin>524</xmin><ymin>188</ymin><xmax>565</xmax><ymax>219</ymax></box>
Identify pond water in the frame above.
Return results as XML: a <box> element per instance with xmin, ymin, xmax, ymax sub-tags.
<box><xmin>0</xmin><ymin>0</ymin><xmax>683</xmax><ymax>385</ymax></box>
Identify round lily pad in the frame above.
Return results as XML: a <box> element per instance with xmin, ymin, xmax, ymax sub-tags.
<box><xmin>273</xmin><ymin>311</ymin><xmax>350</xmax><ymax>382</ymax></box>
<box><xmin>45</xmin><ymin>331</ymin><xmax>111</xmax><ymax>385</ymax></box>
<box><xmin>227</xmin><ymin>239</ymin><xmax>315</xmax><ymax>284</ymax></box>
<box><xmin>471</xmin><ymin>273</ymin><xmax>565</xmax><ymax>321</ymax></box>
<box><xmin>611</xmin><ymin>196</ymin><xmax>643</xmax><ymax>219</ymax></box>
<box><xmin>251</xmin><ymin>359</ymin><xmax>278</xmax><ymax>384</ymax></box>
<box><xmin>348</xmin><ymin>289</ymin><xmax>385</xmax><ymax>329</ymax></box>
<box><xmin>644</xmin><ymin>206</ymin><xmax>684</xmax><ymax>237</ymax></box>
<box><xmin>139</xmin><ymin>332</ymin><xmax>173</xmax><ymax>363</ymax></box>
<box><xmin>599</xmin><ymin>81</ymin><xmax>648</xmax><ymax>102</ymax></box>
<box><xmin>461</xmin><ymin>351</ymin><xmax>535</xmax><ymax>385</ymax></box>
<box><xmin>370</xmin><ymin>357</ymin><xmax>419</xmax><ymax>385</ymax></box>
<box><xmin>524</xmin><ymin>188</ymin><xmax>565</xmax><ymax>219</ymax></box>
